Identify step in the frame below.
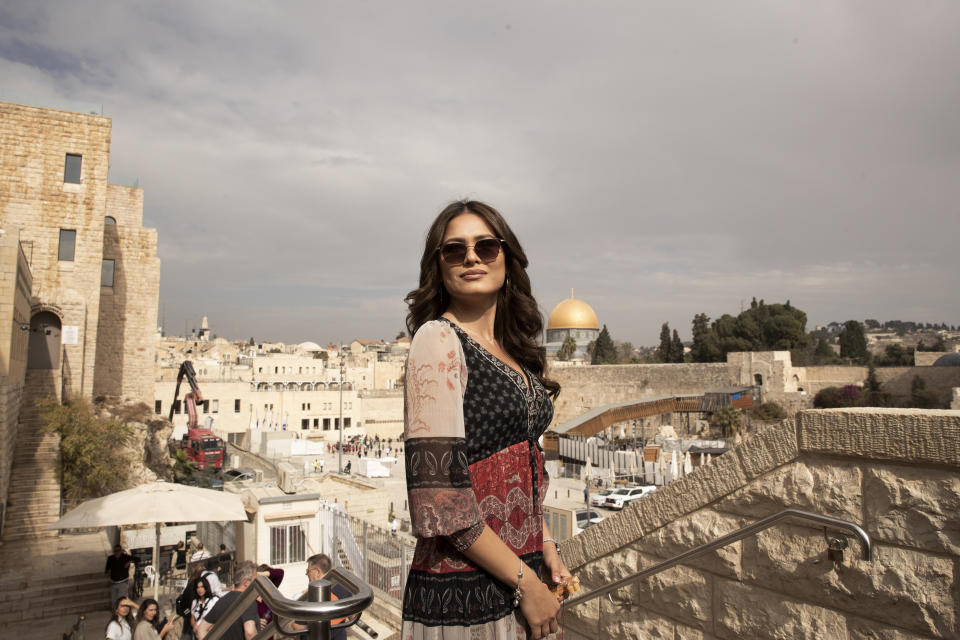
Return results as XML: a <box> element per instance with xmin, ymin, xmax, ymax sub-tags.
<box><xmin>0</xmin><ymin>574</ymin><xmax>109</xmax><ymax>603</ymax></box>
<box><xmin>0</xmin><ymin>595</ymin><xmax>109</xmax><ymax>624</ymax></box>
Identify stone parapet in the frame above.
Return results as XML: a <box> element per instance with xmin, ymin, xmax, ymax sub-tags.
<box><xmin>561</xmin><ymin>409</ymin><xmax>960</xmax><ymax>639</ymax></box>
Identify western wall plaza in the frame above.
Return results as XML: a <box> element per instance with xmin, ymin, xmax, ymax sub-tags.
<box><xmin>1</xmin><ymin>98</ymin><xmax>959</xmax><ymax>640</ymax></box>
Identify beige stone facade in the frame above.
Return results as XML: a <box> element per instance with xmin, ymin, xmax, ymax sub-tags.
<box><xmin>560</xmin><ymin>409</ymin><xmax>960</xmax><ymax>639</ymax></box>
<box><xmin>0</xmin><ymin>229</ymin><xmax>32</xmax><ymax>530</ymax></box>
<box><xmin>0</xmin><ymin>100</ymin><xmax>160</xmax><ymax>534</ymax></box>
<box><xmin>0</xmin><ymin>100</ymin><xmax>160</xmax><ymax>403</ymax></box>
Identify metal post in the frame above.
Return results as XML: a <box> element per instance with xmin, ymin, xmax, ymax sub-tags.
<box><xmin>307</xmin><ymin>578</ymin><xmax>332</xmax><ymax>640</ymax></box>
<box><xmin>400</xmin><ymin>539</ymin><xmax>408</xmax><ymax>595</ymax></box>
<box><xmin>338</xmin><ymin>348</ymin><xmax>344</xmax><ymax>473</ymax></box>
<box><xmin>361</xmin><ymin>521</ymin><xmax>369</xmax><ymax>582</ymax></box>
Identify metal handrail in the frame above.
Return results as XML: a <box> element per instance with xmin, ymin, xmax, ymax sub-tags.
<box><xmin>203</xmin><ymin>568</ymin><xmax>374</xmax><ymax>640</ymax></box>
<box><xmin>563</xmin><ymin>508</ymin><xmax>872</xmax><ymax>609</ymax></box>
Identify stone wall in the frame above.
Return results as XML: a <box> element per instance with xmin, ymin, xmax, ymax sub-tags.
<box><xmin>560</xmin><ymin>409</ymin><xmax>960</xmax><ymax>639</ymax></box>
<box><xmin>0</xmin><ymin>229</ymin><xmax>32</xmax><ymax>534</ymax></box>
<box><xmin>953</xmin><ymin>389</ymin><xmax>960</xmax><ymax>410</ymax></box>
<box><xmin>548</xmin><ymin>363</ymin><xmax>736</xmax><ymax>425</ymax></box>
<box><xmin>0</xmin><ymin>100</ymin><xmax>113</xmax><ymax>399</ymax></box>
<box><xmin>93</xmin><ymin>184</ymin><xmax>159</xmax><ymax>403</ymax></box>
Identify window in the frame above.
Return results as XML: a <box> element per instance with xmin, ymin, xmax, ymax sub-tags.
<box><xmin>101</xmin><ymin>259</ymin><xmax>115</xmax><ymax>286</ymax></box>
<box><xmin>211</xmin><ymin>400</ymin><xmax>219</xmax><ymax>414</ymax></box>
<box><xmin>258</xmin><ymin>367</ymin><xmax>263</xmax><ymax>373</ymax></box>
<box><xmin>269</xmin><ymin>523</ymin><xmax>306</xmax><ymax>565</ymax></box>
<box><xmin>104</xmin><ymin>216</ymin><xmax>116</xmax><ymax>226</ymax></box>
<box><xmin>301</xmin><ymin>419</ymin><xmax>309</xmax><ymax>429</ymax></box>
<box><xmin>58</xmin><ymin>229</ymin><xmax>76</xmax><ymax>261</ymax></box>
<box><xmin>155</xmin><ymin>400</ymin><xmax>162</xmax><ymax>414</ymax></box>
<box><xmin>174</xmin><ymin>400</ymin><xmax>182</xmax><ymax>414</ymax></box>
<box><xmin>344</xmin><ymin>417</ymin><xmax>351</xmax><ymax>428</ymax></box>
<box><xmin>203</xmin><ymin>400</ymin><xmax>210</xmax><ymax>414</ymax></box>
<box><xmin>323</xmin><ymin>418</ymin><xmax>330</xmax><ymax>431</ymax></box>
<box><xmin>64</xmin><ymin>153</ymin><xmax>82</xmax><ymax>183</ymax></box>
<box><xmin>234</xmin><ymin>399</ymin><xmax>241</xmax><ymax>413</ymax></box>
<box><xmin>313</xmin><ymin>419</ymin><xmax>319</xmax><ymax>428</ymax></box>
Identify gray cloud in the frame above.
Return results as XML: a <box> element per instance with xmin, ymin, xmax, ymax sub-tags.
<box><xmin>2</xmin><ymin>1</ymin><xmax>958</xmax><ymax>345</ymax></box>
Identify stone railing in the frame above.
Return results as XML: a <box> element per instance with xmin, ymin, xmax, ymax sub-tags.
<box><xmin>559</xmin><ymin>408</ymin><xmax>960</xmax><ymax>639</ymax></box>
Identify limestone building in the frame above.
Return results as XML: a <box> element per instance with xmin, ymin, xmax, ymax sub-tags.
<box><xmin>545</xmin><ymin>290</ymin><xmax>600</xmax><ymax>361</ymax></box>
<box><xmin>0</xmin><ymin>99</ymin><xmax>160</xmax><ymax>535</ymax></box>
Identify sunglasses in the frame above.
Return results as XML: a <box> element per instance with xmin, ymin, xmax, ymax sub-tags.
<box><xmin>438</xmin><ymin>238</ymin><xmax>504</xmax><ymax>266</ymax></box>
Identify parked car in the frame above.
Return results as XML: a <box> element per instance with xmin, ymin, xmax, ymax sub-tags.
<box><xmin>574</xmin><ymin>509</ymin><xmax>604</xmax><ymax>534</ymax></box>
<box><xmin>589</xmin><ymin>488</ymin><xmax>615</xmax><ymax>508</ymax></box>
<box><xmin>605</xmin><ymin>485</ymin><xmax>657</xmax><ymax>510</ymax></box>
<box><xmin>221</xmin><ymin>467</ymin><xmax>254</xmax><ymax>482</ymax></box>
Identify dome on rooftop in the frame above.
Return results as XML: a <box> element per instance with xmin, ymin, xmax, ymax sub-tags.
<box><xmin>933</xmin><ymin>352</ymin><xmax>960</xmax><ymax>366</ymax></box>
<box><xmin>297</xmin><ymin>341</ymin><xmax>323</xmax><ymax>352</ymax></box>
<box><xmin>547</xmin><ymin>290</ymin><xmax>599</xmax><ymax>330</ymax></box>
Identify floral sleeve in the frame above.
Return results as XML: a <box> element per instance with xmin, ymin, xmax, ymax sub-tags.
<box><xmin>404</xmin><ymin>320</ymin><xmax>483</xmax><ymax>549</ymax></box>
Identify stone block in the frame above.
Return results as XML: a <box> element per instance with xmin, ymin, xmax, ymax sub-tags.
<box><xmin>642</xmin><ymin>509</ymin><xmax>745</xmax><ymax>579</ymax></box>
<box><xmin>597</xmin><ymin>598</ymin><xmax>715</xmax><ymax>640</ymax></box>
<box><xmin>845</xmin><ymin>615</ymin><xmax>935</xmax><ymax>640</ymax></box>
<box><xmin>630</xmin><ymin>552</ymin><xmax>712</xmax><ymax>629</ymax></box>
<box><xmin>714</xmin><ymin>578</ymin><xmax>847</xmax><ymax>640</ymax></box>
<box><xmin>742</xmin><ymin>525</ymin><xmax>956</xmax><ymax>638</ymax></box>
<box><xmin>736</xmin><ymin>418</ymin><xmax>800</xmax><ymax>479</ymax></box>
<box><xmin>798</xmin><ymin>409</ymin><xmax>960</xmax><ymax>468</ymax></box>
<box><xmin>716</xmin><ymin>459</ymin><xmax>862</xmax><ymax>522</ymax></box>
<box><xmin>864</xmin><ymin>465</ymin><xmax>960</xmax><ymax>556</ymax></box>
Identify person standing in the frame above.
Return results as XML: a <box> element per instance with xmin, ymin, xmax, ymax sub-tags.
<box><xmin>189</xmin><ymin>575</ymin><xmax>220</xmax><ymax>639</ymax></box>
<box><xmin>133</xmin><ymin>598</ymin><xmax>174</xmax><ymax>640</ymax></box>
<box><xmin>191</xmin><ymin>542</ymin><xmax>211</xmax><ymax>563</ymax></box>
<box><xmin>106</xmin><ymin>597</ymin><xmax>139</xmax><ymax>640</ymax></box>
<box><xmin>105</xmin><ymin>544</ymin><xmax>134</xmax><ymax>607</ymax></box>
<box><xmin>196</xmin><ymin>560</ymin><xmax>259</xmax><ymax>640</ymax></box>
<box><xmin>401</xmin><ymin>201</ymin><xmax>569</xmax><ymax>639</ymax></box>
<box><xmin>295</xmin><ymin>554</ymin><xmax>350</xmax><ymax>640</ymax></box>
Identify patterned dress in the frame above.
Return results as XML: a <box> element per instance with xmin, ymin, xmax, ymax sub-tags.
<box><xmin>402</xmin><ymin>318</ymin><xmax>554</xmax><ymax>639</ymax></box>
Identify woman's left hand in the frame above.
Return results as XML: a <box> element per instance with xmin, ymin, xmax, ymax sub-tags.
<box><xmin>542</xmin><ymin>542</ymin><xmax>571</xmax><ymax>586</ymax></box>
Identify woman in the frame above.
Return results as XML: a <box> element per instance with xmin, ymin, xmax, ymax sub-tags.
<box><xmin>255</xmin><ymin>564</ymin><xmax>284</xmax><ymax>627</ymax></box>
<box><xmin>106</xmin><ymin>597</ymin><xmax>139</xmax><ymax>640</ymax></box>
<box><xmin>189</xmin><ymin>575</ymin><xmax>220</xmax><ymax>638</ymax></box>
<box><xmin>133</xmin><ymin>598</ymin><xmax>174</xmax><ymax>640</ymax></box>
<box><xmin>401</xmin><ymin>201</ymin><xmax>570</xmax><ymax>639</ymax></box>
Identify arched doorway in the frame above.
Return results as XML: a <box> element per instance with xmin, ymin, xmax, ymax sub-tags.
<box><xmin>28</xmin><ymin>311</ymin><xmax>62</xmax><ymax>370</ymax></box>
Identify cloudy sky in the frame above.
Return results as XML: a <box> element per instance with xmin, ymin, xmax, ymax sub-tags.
<box><xmin>2</xmin><ymin>1</ymin><xmax>958</xmax><ymax>346</ymax></box>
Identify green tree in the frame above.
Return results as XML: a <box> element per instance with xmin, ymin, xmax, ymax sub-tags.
<box><xmin>838</xmin><ymin>320</ymin><xmax>869</xmax><ymax>364</ymax></box>
<box><xmin>709</xmin><ymin>406</ymin><xmax>742</xmax><ymax>438</ymax></box>
<box><xmin>670</xmin><ymin>329</ymin><xmax>685</xmax><ymax>363</ymax></box>
<box><xmin>615</xmin><ymin>341</ymin><xmax>635</xmax><ymax>364</ymax></box>
<box><xmin>39</xmin><ymin>398</ymin><xmax>133</xmax><ymax>501</ymax></box>
<box><xmin>592</xmin><ymin>325</ymin><xmax>618</xmax><ymax>364</ymax></box>
<box><xmin>813</xmin><ymin>337</ymin><xmax>838</xmax><ymax>364</ymax></box>
<box><xmin>248</xmin><ymin>337</ymin><xmax>255</xmax><ymax>346</ymax></box>
<box><xmin>556</xmin><ymin>336</ymin><xmax>577</xmax><ymax>361</ymax></box>
<box><xmin>656</xmin><ymin>323</ymin><xmax>672</xmax><ymax>363</ymax></box>
<box><xmin>396</xmin><ymin>329</ymin><xmax>406</xmax><ymax>340</ymax></box>
<box><xmin>690</xmin><ymin>313</ymin><xmax>722</xmax><ymax>362</ymax></box>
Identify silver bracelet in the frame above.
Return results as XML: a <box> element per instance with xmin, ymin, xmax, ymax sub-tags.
<box><xmin>543</xmin><ymin>537</ymin><xmax>560</xmax><ymax>554</ymax></box>
<box><xmin>512</xmin><ymin>560</ymin><xmax>523</xmax><ymax>608</ymax></box>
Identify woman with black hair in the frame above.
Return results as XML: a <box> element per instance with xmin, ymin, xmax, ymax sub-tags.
<box><xmin>189</xmin><ymin>575</ymin><xmax>220</xmax><ymax>638</ymax></box>
<box><xmin>133</xmin><ymin>598</ymin><xmax>174</xmax><ymax>640</ymax></box>
<box><xmin>401</xmin><ymin>201</ymin><xmax>570</xmax><ymax>639</ymax></box>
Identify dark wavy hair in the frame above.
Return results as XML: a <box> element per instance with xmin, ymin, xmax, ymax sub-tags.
<box><xmin>404</xmin><ymin>200</ymin><xmax>559</xmax><ymax>398</ymax></box>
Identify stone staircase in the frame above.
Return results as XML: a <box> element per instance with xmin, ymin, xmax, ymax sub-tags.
<box><xmin>0</xmin><ymin>571</ymin><xmax>111</xmax><ymax>625</ymax></box>
<box><xmin>1</xmin><ymin>369</ymin><xmax>62</xmax><ymax>543</ymax></box>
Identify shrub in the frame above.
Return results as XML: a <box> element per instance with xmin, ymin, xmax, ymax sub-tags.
<box><xmin>750</xmin><ymin>402</ymin><xmax>787</xmax><ymax>421</ymax></box>
<box><xmin>39</xmin><ymin>398</ymin><xmax>133</xmax><ymax>501</ymax></box>
<box><xmin>813</xmin><ymin>385</ymin><xmax>861</xmax><ymax>409</ymax></box>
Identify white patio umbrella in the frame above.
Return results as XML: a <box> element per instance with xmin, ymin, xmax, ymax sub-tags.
<box><xmin>47</xmin><ymin>481</ymin><xmax>248</xmax><ymax>599</ymax></box>
<box><xmin>683</xmin><ymin>451</ymin><xmax>693</xmax><ymax>475</ymax></box>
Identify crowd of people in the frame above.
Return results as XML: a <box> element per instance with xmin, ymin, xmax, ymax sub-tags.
<box><xmin>105</xmin><ymin>541</ymin><xmax>346</xmax><ymax>640</ymax></box>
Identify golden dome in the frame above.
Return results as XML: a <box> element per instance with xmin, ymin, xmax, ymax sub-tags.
<box><xmin>547</xmin><ymin>290</ymin><xmax>599</xmax><ymax>330</ymax></box>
